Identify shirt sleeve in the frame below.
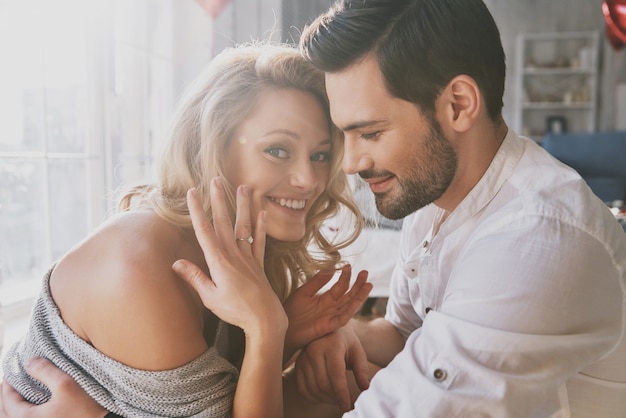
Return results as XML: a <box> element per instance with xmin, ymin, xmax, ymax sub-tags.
<box><xmin>346</xmin><ymin>215</ymin><xmax>624</xmax><ymax>417</ymax></box>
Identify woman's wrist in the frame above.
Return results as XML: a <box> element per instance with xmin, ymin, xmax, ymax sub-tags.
<box><xmin>245</xmin><ymin>304</ymin><xmax>288</xmax><ymax>340</ymax></box>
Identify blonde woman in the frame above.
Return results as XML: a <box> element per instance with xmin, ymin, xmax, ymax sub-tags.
<box><xmin>1</xmin><ymin>42</ymin><xmax>370</xmax><ymax>418</ymax></box>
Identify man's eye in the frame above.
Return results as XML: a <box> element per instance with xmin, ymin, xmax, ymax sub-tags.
<box><xmin>266</xmin><ymin>147</ymin><xmax>288</xmax><ymax>158</ymax></box>
<box><xmin>310</xmin><ymin>152</ymin><xmax>332</xmax><ymax>162</ymax></box>
<box><xmin>360</xmin><ymin>131</ymin><xmax>380</xmax><ymax>140</ymax></box>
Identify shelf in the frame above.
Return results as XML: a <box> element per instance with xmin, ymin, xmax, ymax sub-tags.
<box><xmin>522</xmin><ymin>102</ymin><xmax>593</xmax><ymax>110</ymax></box>
<box><xmin>513</xmin><ymin>31</ymin><xmax>599</xmax><ymax>137</ymax></box>
<box><xmin>523</xmin><ymin>67</ymin><xmax>594</xmax><ymax>75</ymax></box>
<box><xmin>520</xmin><ymin>31</ymin><xmax>599</xmax><ymax>41</ymax></box>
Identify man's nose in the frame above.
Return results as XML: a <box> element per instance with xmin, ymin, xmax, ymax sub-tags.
<box><xmin>342</xmin><ymin>136</ymin><xmax>372</xmax><ymax>174</ymax></box>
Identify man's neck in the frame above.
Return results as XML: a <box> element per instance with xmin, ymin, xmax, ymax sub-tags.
<box><xmin>435</xmin><ymin>121</ymin><xmax>508</xmax><ymax>213</ymax></box>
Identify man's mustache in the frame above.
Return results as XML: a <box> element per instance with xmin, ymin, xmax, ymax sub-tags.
<box><xmin>359</xmin><ymin>169</ymin><xmax>395</xmax><ymax>180</ymax></box>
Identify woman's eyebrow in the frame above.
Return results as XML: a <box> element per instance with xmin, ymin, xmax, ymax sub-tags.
<box><xmin>262</xmin><ymin>128</ymin><xmax>299</xmax><ymax>138</ymax></box>
<box><xmin>261</xmin><ymin>130</ymin><xmax>332</xmax><ymax>147</ymax></box>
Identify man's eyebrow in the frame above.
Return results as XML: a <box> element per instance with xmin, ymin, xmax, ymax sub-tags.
<box><xmin>340</xmin><ymin>120</ymin><xmax>385</xmax><ymax>132</ymax></box>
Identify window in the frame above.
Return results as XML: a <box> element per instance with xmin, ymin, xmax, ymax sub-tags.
<box><xmin>0</xmin><ymin>0</ymin><xmax>97</xmax><ymax>291</ymax></box>
<box><xmin>0</xmin><ymin>0</ymin><xmax>178</xmax><ymax>298</ymax></box>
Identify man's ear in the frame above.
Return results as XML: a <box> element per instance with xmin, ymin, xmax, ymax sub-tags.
<box><xmin>441</xmin><ymin>75</ymin><xmax>480</xmax><ymax>133</ymax></box>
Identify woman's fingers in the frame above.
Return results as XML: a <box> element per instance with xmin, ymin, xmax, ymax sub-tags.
<box><xmin>298</xmin><ymin>270</ymin><xmax>336</xmax><ymax>297</ymax></box>
<box><xmin>233</xmin><ymin>185</ymin><xmax>254</xmax><ymax>256</ymax></box>
<box><xmin>186</xmin><ymin>188</ymin><xmax>221</xmax><ymax>267</ymax></box>
<box><xmin>233</xmin><ymin>185</ymin><xmax>252</xmax><ymax>241</ymax></box>
<box><xmin>183</xmin><ymin>181</ymin><xmax>266</xmax><ymax>289</ymax></box>
<box><xmin>343</xmin><ymin>270</ymin><xmax>372</xmax><ymax>305</ymax></box>
<box><xmin>327</xmin><ymin>265</ymin><xmax>352</xmax><ymax>300</ymax></box>
<box><xmin>208</xmin><ymin>178</ymin><xmax>266</xmax><ymax>266</ymax></box>
<box><xmin>334</xmin><ymin>270</ymin><xmax>372</xmax><ymax>325</ymax></box>
<box><xmin>252</xmin><ymin>209</ymin><xmax>267</xmax><ymax>268</ymax></box>
<box><xmin>209</xmin><ymin>178</ymin><xmax>264</xmax><ymax>262</ymax></box>
<box><xmin>172</xmin><ymin>259</ymin><xmax>216</xmax><ymax>304</ymax></box>
<box><xmin>208</xmin><ymin>177</ymin><xmax>236</xmax><ymax>253</ymax></box>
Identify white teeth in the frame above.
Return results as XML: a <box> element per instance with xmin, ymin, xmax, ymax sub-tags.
<box><xmin>272</xmin><ymin>197</ymin><xmax>306</xmax><ymax>210</ymax></box>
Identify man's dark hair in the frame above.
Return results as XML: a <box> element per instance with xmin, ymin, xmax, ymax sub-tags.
<box><xmin>300</xmin><ymin>0</ymin><xmax>506</xmax><ymax>121</ymax></box>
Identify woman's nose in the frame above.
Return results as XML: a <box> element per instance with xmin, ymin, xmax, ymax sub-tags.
<box><xmin>289</xmin><ymin>160</ymin><xmax>318</xmax><ymax>190</ymax></box>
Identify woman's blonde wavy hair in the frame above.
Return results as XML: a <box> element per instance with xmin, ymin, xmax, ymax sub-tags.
<box><xmin>117</xmin><ymin>42</ymin><xmax>363</xmax><ymax>302</ymax></box>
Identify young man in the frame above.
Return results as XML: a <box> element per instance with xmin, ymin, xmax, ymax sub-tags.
<box><xmin>293</xmin><ymin>0</ymin><xmax>626</xmax><ymax>417</ymax></box>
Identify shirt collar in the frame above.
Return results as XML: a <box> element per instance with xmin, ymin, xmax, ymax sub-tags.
<box><xmin>440</xmin><ymin>129</ymin><xmax>524</xmax><ymax>231</ymax></box>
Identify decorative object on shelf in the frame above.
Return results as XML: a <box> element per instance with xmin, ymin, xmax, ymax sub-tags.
<box><xmin>546</xmin><ymin>116</ymin><xmax>567</xmax><ymax>135</ymax></box>
<box><xmin>603</xmin><ymin>0</ymin><xmax>626</xmax><ymax>50</ymax></box>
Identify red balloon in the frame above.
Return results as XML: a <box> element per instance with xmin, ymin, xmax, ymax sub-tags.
<box><xmin>603</xmin><ymin>0</ymin><xmax>626</xmax><ymax>50</ymax></box>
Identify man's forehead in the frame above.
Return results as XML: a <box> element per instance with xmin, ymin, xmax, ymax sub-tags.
<box><xmin>324</xmin><ymin>60</ymin><xmax>391</xmax><ymax>130</ymax></box>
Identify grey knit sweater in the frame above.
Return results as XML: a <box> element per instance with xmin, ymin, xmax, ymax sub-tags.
<box><xmin>2</xmin><ymin>269</ymin><xmax>239</xmax><ymax>417</ymax></box>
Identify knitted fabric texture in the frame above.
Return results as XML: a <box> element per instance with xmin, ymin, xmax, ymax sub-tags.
<box><xmin>2</xmin><ymin>269</ymin><xmax>239</xmax><ymax>418</ymax></box>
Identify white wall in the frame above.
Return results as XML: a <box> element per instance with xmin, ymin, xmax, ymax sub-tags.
<box><xmin>484</xmin><ymin>0</ymin><xmax>625</xmax><ymax>131</ymax></box>
<box><xmin>213</xmin><ymin>0</ymin><xmax>282</xmax><ymax>53</ymax></box>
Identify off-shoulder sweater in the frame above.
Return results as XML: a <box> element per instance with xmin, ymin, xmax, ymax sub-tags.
<box><xmin>2</xmin><ymin>268</ymin><xmax>239</xmax><ymax>418</ymax></box>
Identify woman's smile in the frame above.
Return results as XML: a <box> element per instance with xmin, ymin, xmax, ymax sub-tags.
<box><xmin>268</xmin><ymin>196</ymin><xmax>307</xmax><ymax>210</ymax></box>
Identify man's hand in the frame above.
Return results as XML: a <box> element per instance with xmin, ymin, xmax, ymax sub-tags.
<box><xmin>0</xmin><ymin>358</ymin><xmax>107</xmax><ymax>418</ymax></box>
<box><xmin>294</xmin><ymin>324</ymin><xmax>372</xmax><ymax>413</ymax></box>
<box><xmin>283</xmin><ymin>265</ymin><xmax>371</xmax><ymax>358</ymax></box>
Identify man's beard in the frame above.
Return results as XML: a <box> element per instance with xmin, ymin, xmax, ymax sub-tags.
<box><xmin>366</xmin><ymin>119</ymin><xmax>457</xmax><ymax>220</ymax></box>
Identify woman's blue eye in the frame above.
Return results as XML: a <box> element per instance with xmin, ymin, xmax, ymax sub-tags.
<box><xmin>311</xmin><ymin>152</ymin><xmax>331</xmax><ymax>162</ymax></box>
<box><xmin>266</xmin><ymin>148</ymin><xmax>288</xmax><ymax>158</ymax></box>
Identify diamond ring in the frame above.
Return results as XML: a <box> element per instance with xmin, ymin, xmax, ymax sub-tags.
<box><xmin>236</xmin><ymin>236</ymin><xmax>254</xmax><ymax>244</ymax></box>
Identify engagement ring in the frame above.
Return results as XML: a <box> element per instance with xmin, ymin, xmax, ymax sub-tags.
<box><xmin>236</xmin><ymin>236</ymin><xmax>254</xmax><ymax>244</ymax></box>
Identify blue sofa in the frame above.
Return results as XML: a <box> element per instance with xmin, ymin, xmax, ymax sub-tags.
<box><xmin>542</xmin><ymin>131</ymin><xmax>626</xmax><ymax>204</ymax></box>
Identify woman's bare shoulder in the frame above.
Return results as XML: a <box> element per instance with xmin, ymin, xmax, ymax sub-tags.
<box><xmin>51</xmin><ymin>211</ymin><xmax>210</xmax><ymax>370</ymax></box>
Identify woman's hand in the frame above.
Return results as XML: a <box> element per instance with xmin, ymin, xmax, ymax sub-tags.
<box><xmin>172</xmin><ymin>179</ymin><xmax>287</xmax><ymax>337</ymax></box>
<box><xmin>0</xmin><ymin>358</ymin><xmax>107</xmax><ymax>418</ymax></box>
<box><xmin>172</xmin><ymin>179</ymin><xmax>288</xmax><ymax>418</ymax></box>
<box><xmin>283</xmin><ymin>265</ymin><xmax>371</xmax><ymax>359</ymax></box>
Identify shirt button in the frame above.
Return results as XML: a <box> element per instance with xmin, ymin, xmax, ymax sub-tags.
<box><xmin>405</xmin><ymin>263</ymin><xmax>418</xmax><ymax>277</ymax></box>
<box><xmin>433</xmin><ymin>368</ymin><xmax>447</xmax><ymax>381</ymax></box>
<box><xmin>422</xmin><ymin>240</ymin><xmax>429</xmax><ymax>248</ymax></box>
